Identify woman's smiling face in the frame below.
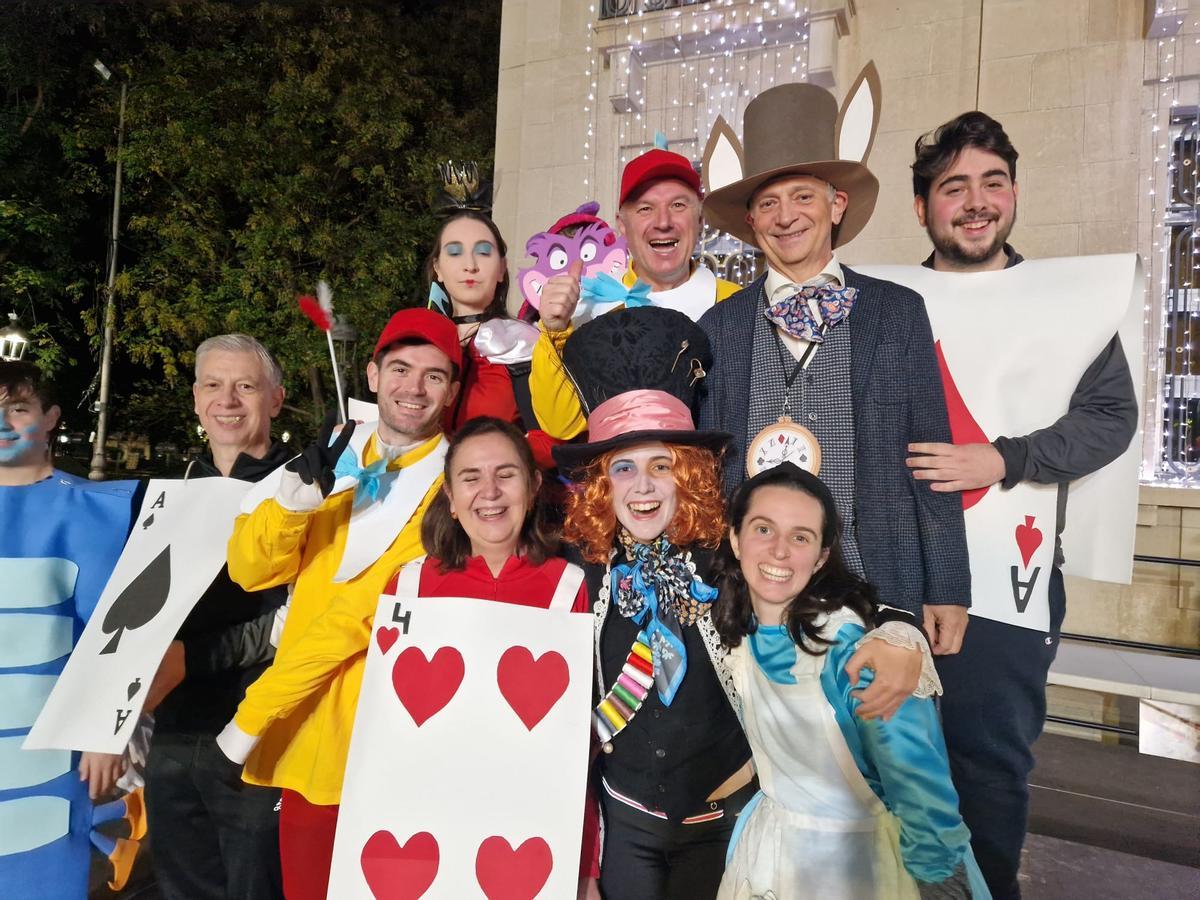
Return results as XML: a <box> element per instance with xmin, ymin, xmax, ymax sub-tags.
<box><xmin>608</xmin><ymin>442</ymin><xmax>679</xmax><ymax>543</ymax></box>
<box><xmin>445</xmin><ymin>430</ymin><xmax>538</xmax><ymax>559</ymax></box>
<box><xmin>731</xmin><ymin>484</ymin><xmax>830</xmax><ymax>625</ymax></box>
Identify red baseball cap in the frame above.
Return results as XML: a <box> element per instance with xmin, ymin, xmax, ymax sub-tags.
<box><xmin>618</xmin><ymin>149</ymin><xmax>702</xmax><ymax>206</ymax></box>
<box><xmin>373</xmin><ymin>308</ymin><xmax>463</xmax><ymax>372</ymax></box>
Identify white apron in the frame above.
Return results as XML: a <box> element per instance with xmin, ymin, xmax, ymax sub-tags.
<box><xmin>718</xmin><ymin>615</ymin><xmax>919</xmax><ymax>900</ymax></box>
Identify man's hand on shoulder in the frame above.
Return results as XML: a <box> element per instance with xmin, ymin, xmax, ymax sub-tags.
<box><xmin>922</xmin><ymin>604</ymin><xmax>969</xmax><ymax>655</ymax></box>
<box><xmin>906</xmin><ymin>441</ymin><xmax>1005</xmax><ymax>492</ymax></box>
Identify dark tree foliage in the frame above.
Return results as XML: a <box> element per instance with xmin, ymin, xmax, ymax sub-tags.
<box><xmin>0</xmin><ymin>0</ymin><xmax>500</xmax><ymax>452</ymax></box>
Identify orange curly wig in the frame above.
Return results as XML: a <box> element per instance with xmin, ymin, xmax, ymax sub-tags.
<box><xmin>563</xmin><ymin>443</ymin><xmax>727</xmax><ymax>563</ymax></box>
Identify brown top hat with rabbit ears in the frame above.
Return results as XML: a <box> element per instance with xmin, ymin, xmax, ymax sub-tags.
<box><xmin>701</xmin><ymin>62</ymin><xmax>882</xmax><ymax>248</ymax></box>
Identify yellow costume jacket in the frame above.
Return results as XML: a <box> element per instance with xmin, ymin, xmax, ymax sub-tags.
<box><xmin>219</xmin><ymin>432</ymin><xmax>444</xmax><ymax>805</ymax></box>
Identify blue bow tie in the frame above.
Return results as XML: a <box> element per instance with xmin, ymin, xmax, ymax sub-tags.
<box><xmin>764</xmin><ymin>282</ymin><xmax>858</xmax><ymax>343</ymax></box>
<box><xmin>581</xmin><ymin>273</ymin><xmax>653</xmax><ymax>309</ymax></box>
<box><xmin>333</xmin><ymin>449</ymin><xmax>389</xmax><ymax>505</ymax></box>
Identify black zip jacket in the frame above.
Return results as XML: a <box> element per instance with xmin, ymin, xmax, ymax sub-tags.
<box><xmin>154</xmin><ymin>442</ymin><xmax>292</xmax><ymax>735</ymax></box>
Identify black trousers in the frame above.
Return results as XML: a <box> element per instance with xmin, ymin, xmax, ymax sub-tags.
<box><xmin>936</xmin><ymin>567</ymin><xmax>1067</xmax><ymax>900</ymax></box>
<box><xmin>144</xmin><ymin>731</ymin><xmax>284</xmax><ymax>900</ymax></box>
<box><xmin>598</xmin><ymin>782</ymin><xmax>757</xmax><ymax>900</ymax></box>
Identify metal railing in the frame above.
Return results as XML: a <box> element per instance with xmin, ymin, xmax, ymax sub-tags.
<box><xmin>1047</xmin><ymin>552</ymin><xmax>1200</xmax><ymax>736</ymax></box>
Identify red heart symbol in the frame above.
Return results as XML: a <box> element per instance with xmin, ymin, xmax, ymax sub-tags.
<box><xmin>1015</xmin><ymin>515</ymin><xmax>1043</xmax><ymax>569</ymax></box>
<box><xmin>475</xmin><ymin>836</ymin><xmax>552</xmax><ymax>900</ymax></box>
<box><xmin>360</xmin><ymin>830</ymin><xmax>438</xmax><ymax>899</ymax></box>
<box><xmin>496</xmin><ymin>647</ymin><xmax>569</xmax><ymax>731</ymax></box>
<box><xmin>392</xmin><ymin>646</ymin><xmax>464</xmax><ymax>726</ymax></box>
<box><xmin>376</xmin><ymin>626</ymin><xmax>399</xmax><ymax>655</ymax></box>
<box><xmin>934</xmin><ymin>341</ymin><xmax>991</xmax><ymax>511</ymax></box>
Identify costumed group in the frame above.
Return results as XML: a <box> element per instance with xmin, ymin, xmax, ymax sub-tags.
<box><xmin>1</xmin><ymin>77</ymin><xmax>1136</xmax><ymax>900</ymax></box>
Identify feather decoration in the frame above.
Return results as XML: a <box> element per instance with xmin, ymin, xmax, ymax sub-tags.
<box><xmin>297</xmin><ymin>280</ymin><xmax>346</xmax><ymax>422</ymax></box>
<box><xmin>298</xmin><ymin>294</ymin><xmax>332</xmax><ymax>331</ymax></box>
<box><xmin>316</xmin><ymin>280</ymin><xmax>334</xmax><ymax>322</ymax></box>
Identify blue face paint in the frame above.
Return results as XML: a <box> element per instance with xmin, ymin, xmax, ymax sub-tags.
<box><xmin>444</xmin><ymin>241</ymin><xmax>464</xmax><ymax>257</ymax></box>
<box><xmin>472</xmin><ymin>240</ymin><xmax>495</xmax><ymax>256</ymax></box>
<box><xmin>0</xmin><ymin>424</ymin><xmax>40</xmax><ymax>463</ymax></box>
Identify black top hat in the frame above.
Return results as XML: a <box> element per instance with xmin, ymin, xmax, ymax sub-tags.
<box><xmin>552</xmin><ymin>306</ymin><xmax>733</xmax><ymax>472</ymax></box>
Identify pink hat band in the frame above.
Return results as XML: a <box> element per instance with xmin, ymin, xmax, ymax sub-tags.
<box><xmin>586</xmin><ymin>390</ymin><xmax>697</xmax><ymax>442</ymax></box>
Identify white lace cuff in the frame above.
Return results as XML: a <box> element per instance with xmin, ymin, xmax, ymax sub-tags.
<box><xmin>855</xmin><ymin>620</ymin><xmax>942</xmax><ymax>698</ymax></box>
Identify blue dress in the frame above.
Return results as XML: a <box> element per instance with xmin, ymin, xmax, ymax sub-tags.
<box><xmin>0</xmin><ymin>471</ymin><xmax>137</xmax><ymax>899</ymax></box>
<box><xmin>719</xmin><ymin>608</ymin><xmax>990</xmax><ymax>899</ymax></box>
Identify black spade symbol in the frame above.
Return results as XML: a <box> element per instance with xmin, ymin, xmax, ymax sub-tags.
<box><xmin>142</xmin><ymin>513</ymin><xmax>155</xmax><ymax>530</ymax></box>
<box><xmin>127</xmin><ymin>677</ymin><xmax>142</xmax><ymax>700</ymax></box>
<box><xmin>100</xmin><ymin>546</ymin><xmax>171</xmax><ymax>655</ymax></box>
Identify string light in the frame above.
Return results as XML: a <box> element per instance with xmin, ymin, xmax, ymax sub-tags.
<box><xmin>586</xmin><ymin>1</ymin><xmax>810</xmax><ymax>285</ymax></box>
<box><xmin>1143</xmin><ymin>0</ymin><xmax>1200</xmax><ymax>485</ymax></box>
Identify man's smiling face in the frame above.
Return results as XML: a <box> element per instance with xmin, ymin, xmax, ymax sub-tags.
<box><xmin>617</xmin><ymin>178</ymin><xmax>702</xmax><ymax>292</ymax></box>
<box><xmin>745</xmin><ymin>174</ymin><xmax>846</xmax><ymax>282</ymax></box>
<box><xmin>366</xmin><ymin>342</ymin><xmax>459</xmax><ymax>445</ymax></box>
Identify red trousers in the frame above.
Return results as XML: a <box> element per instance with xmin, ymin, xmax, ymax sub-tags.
<box><xmin>278</xmin><ymin>789</ymin><xmax>340</xmax><ymax>900</ymax></box>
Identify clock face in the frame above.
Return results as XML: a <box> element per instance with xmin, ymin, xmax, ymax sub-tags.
<box><xmin>748</xmin><ymin>421</ymin><xmax>821</xmax><ymax>477</ymax></box>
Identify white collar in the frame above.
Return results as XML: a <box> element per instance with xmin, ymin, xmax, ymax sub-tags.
<box><xmin>764</xmin><ymin>253</ymin><xmax>844</xmax><ymax>304</ymax></box>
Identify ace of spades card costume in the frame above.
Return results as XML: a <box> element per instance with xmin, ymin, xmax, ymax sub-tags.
<box><xmin>696</xmin><ymin>67</ymin><xmax>971</xmax><ymax>618</ymax></box>
<box><xmin>0</xmin><ymin>470</ymin><xmax>138</xmax><ymax>899</ymax></box>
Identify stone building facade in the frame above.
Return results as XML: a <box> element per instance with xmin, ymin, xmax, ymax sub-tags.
<box><xmin>493</xmin><ymin>0</ymin><xmax>1199</xmax><ymax>654</ymax></box>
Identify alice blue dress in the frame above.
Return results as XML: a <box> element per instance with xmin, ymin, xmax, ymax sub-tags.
<box><xmin>719</xmin><ymin>608</ymin><xmax>990</xmax><ymax>899</ymax></box>
<box><xmin>0</xmin><ymin>471</ymin><xmax>137</xmax><ymax>899</ymax></box>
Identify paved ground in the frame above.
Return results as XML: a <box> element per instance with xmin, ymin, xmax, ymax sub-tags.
<box><xmin>89</xmin><ymin>731</ymin><xmax>1198</xmax><ymax>898</ymax></box>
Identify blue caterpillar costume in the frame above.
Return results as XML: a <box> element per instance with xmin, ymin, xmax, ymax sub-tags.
<box><xmin>0</xmin><ymin>470</ymin><xmax>137</xmax><ymax>899</ymax></box>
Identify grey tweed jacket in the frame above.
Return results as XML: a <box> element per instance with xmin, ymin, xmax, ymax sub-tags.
<box><xmin>696</xmin><ymin>266</ymin><xmax>971</xmax><ymax>614</ymax></box>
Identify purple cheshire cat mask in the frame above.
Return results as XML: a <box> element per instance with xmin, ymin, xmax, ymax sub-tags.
<box><xmin>518</xmin><ymin>201</ymin><xmax>628</xmax><ymax>312</ymax></box>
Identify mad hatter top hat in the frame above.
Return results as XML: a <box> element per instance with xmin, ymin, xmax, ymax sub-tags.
<box><xmin>701</xmin><ymin>62</ymin><xmax>882</xmax><ymax>248</ymax></box>
<box><xmin>551</xmin><ymin>306</ymin><xmax>732</xmax><ymax>472</ymax></box>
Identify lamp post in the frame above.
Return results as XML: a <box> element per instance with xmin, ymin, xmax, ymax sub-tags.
<box><xmin>0</xmin><ymin>313</ymin><xmax>30</xmax><ymax>362</ymax></box>
<box><xmin>331</xmin><ymin>316</ymin><xmax>359</xmax><ymax>401</ymax></box>
<box><xmin>88</xmin><ymin>59</ymin><xmax>127</xmax><ymax>481</ymax></box>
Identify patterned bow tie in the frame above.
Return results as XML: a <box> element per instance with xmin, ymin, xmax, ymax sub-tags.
<box><xmin>333</xmin><ymin>449</ymin><xmax>389</xmax><ymax>506</ymax></box>
<box><xmin>764</xmin><ymin>282</ymin><xmax>858</xmax><ymax>343</ymax></box>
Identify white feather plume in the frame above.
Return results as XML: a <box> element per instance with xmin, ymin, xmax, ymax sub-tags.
<box><xmin>316</xmin><ymin>280</ymin><xmax>334</xmax><ymax>320</ymax></box>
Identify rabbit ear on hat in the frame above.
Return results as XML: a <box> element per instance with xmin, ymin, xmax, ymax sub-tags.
<box><xmin>834</xmin><ymin>61</ymin><xmax>882</xmax><ymax>166</ymax></box>
<box><xmin>701</xmin><ymin>115</ymin><xmax>745</xmax><ymax>195</ymax></box>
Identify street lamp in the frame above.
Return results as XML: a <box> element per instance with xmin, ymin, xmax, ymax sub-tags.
<box><xmin>331</xmin><ymin>316</ymin><xmax>359</xmax><ymax>399</ymax></box>
<box><xmin>0</xmin><ymin>313</ymin><xmax>30</xmax><ymax>362</ymax></box>
<box><xmin>88</xmin><ymin>59</ymin><xmax>127</xmax><ymax>481</ymax></box>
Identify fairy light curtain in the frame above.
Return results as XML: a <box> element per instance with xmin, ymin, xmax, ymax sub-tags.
<box><xmin>1146</xmin><ymin>3</ymin><xmax>1200</xmax><ymax>486</ymax></box>
<box><xmin>587</xmin><ymin>1</ymin><xmax>812</xmax><ymax>285</ymax></box>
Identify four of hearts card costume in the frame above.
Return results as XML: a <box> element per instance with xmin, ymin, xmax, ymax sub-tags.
<box><xmin>718</xmin><ymin>609</ymin><xmax>989</xmax><ymax>900</ymax></box>
<box><xmin>327</xmin><ymin>554</ymin><xmax>600</xmax><ymax>898</ymax></box>
<box><xmin>0</xmin><ymin>470</ymin><xmax>137</xmax><ymax>899</ymax></box>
